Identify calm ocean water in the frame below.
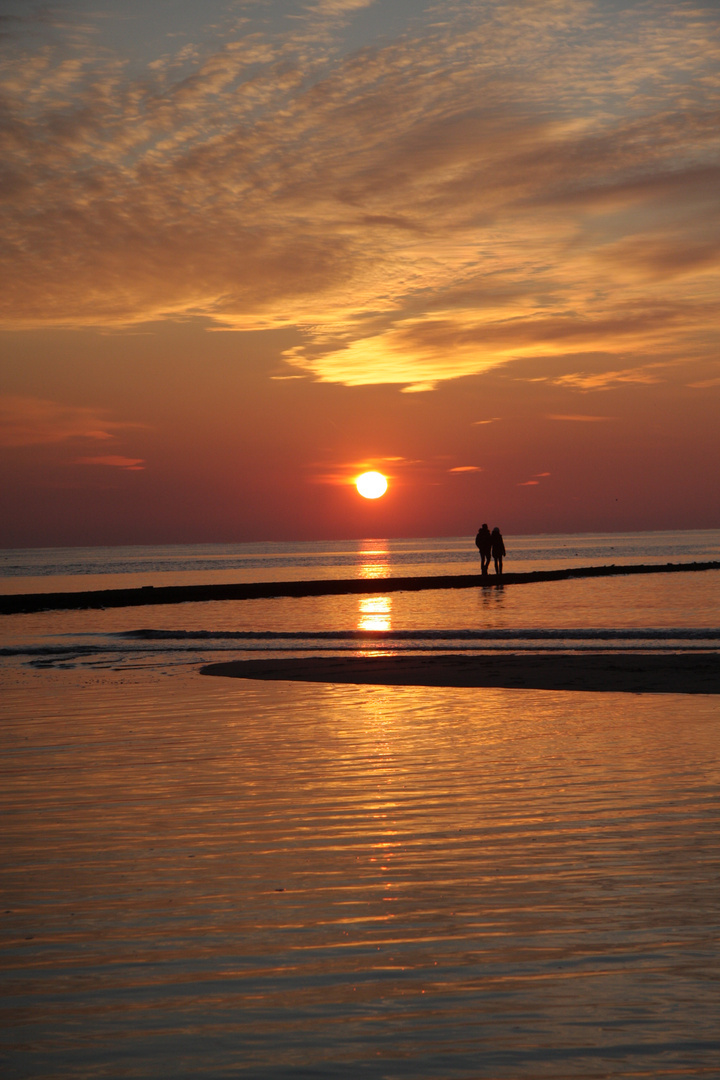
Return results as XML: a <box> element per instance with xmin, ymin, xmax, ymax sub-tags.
<box><xmin>1</xmin><ymin>532</ymin><xmax>719</xmax><ymax>1078</ymax></box>
<box><xmin>1</xmin><ymin>531</ymin><xmax>719</xmax><ymax>674</ymax></box>
<box><xmin>3</xmin><ymin>529</ymin><xmax>720</xmax><ymax>591</ymax></box>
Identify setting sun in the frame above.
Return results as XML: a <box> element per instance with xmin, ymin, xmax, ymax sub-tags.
<box><xmin>355</xmin><ymin>471</ymin><xmax>388</xmax><ymax>499</ymax></box>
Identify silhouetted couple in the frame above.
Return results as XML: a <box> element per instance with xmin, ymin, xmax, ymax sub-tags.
<box><xmin>475</xmin><ymin>524</ymin><xmax>505</xmax><ymax>576</ymax></box>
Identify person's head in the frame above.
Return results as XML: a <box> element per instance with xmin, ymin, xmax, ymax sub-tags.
<box><xmin>491</xmin><ymin>526</ymin><xmax>499</xmax><ymax>534</ymax></box>
<box><xmin>482</xmin><ymin>523</ymin><xmax>488</xmax><ymax>530</ymax></box>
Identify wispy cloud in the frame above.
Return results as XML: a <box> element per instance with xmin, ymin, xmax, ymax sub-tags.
<box><xmin>518</xmin><ymin>471</ymin><xmax>550</xmax><ymax>486</ymax></box>
<box><xmin>0</xmin><ymin>396</ymin><xmax>145</xmax><ymax>448</ymax></box>
<box><xmin>1</xmin><ymin>0</ymin><xmax>718</xmax><ymax>392</ymax></box>
<box><xmin>74</xmin><ymin>455</ymin><xmax>145</xmax><ymax>470</ymax></box>
<box><xmin>688</xmin><ymin>377</ymin><xmax>720</xmax><ymax>389</ymax></box>
<box><xmin>546</xmin><ymin>414</ymin><xmax>614</xmax><ymax>422</ymax></box>
<box><xmin>552</xmin><ymin>368</ymin><xmax>664</xmax><ymax>390</ymax></box>
<box><xmin>305</xmin><ymin>0</ymin><xmax>378</xmax><ymax>16</ymax></box>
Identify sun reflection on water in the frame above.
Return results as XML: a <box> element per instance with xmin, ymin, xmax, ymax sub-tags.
<box><xmin>357</xmin><ymin>540</ymin><xmax>391</xmax><ymax>579</ymax></box>
<box><xmin>358</xmin><ymin>595</ymin><xmax>392</xmax><ymax>633</ymax></box>
<box><xmin>357</xmin><ymin>542</ymin><xmax>393</xmax><ymax>651</ymax></box>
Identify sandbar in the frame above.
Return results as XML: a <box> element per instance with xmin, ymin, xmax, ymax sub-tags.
<box><xmin>201</xmin><ymin>652</ymin><xmax>720</xmax><ymax>694</ymax></box>
<box><xmin>2</xmin><ymin>560</ymin><xmax>719</xmax><ymax>614</ymax></box>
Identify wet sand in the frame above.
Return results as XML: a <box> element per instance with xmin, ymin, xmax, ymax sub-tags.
<box><xmin>3</xmin><ymin>559</ymin><xmax>719</xmax><ymax>614</ymax></box>
<box><xmin>202</xmin><ymin>651</ymin><xmax>720</xmax><ymax>693</ymax></box>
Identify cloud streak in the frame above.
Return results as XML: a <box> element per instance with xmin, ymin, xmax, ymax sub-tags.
<box><xmin>546</xmin><ymin>414</ymin><xmax>614</xmax><ymax>422</ymax></box>
<box><xmin>0</xmin><ymin>396</ymin><xmax>144</xmax><ymax>448</ymax></box>
<box><xmin>75</xmin><ymin>455</ymin><xmax>145</xmax><ymax>470</ymax></box>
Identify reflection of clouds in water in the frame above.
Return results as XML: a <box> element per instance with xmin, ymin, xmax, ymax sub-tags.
<box><xmin>358</xmin><ymin>595</ymin><xmax>392</xmax><ymax>633</ymax></box>
<box><xmin>358</xmin><ymin>541</ymin><xmax>390</xmax><ymax>579</ymax></box>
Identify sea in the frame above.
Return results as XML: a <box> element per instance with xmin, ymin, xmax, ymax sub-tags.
<box><xmin>1</xmin><ymin>531</ymin><xmax>719</xmax><ymax>1078</ymax></box>
<box><xmin>2</xmin><ymin>530</ymin><xmax>720</xmax><ymax>673</ymax></box>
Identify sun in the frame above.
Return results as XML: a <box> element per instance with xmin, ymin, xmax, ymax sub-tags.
<box><xmin>355</xmin><ymin>471</ymin><xmax>388</xmax><ymax>499</ymax></box>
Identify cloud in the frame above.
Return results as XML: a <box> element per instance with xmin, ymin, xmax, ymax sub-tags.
<box><xmin>305</xmin><ymin>0</ymin><xmax>378</xmax><ymax>16</ymax></box>
<box><xmin>1</xmin><ymin>0</ymin><xmax>718</xmax><ymax>391</ymax></box>
<box><xmin>518</xmin><ymin>471</ymin><xmax>550</xmax><ymax>485</ymax></box>
<box><xmin>596</xmin><ymin>232</ymin><xmax>720</xmax><ymax>283</ymax></box>
<box><xmin>0</xmin><ymin>396</ymin><xmax>145</xmax><ymax>448</ymax></box>
<box><xmin>552</xmin><ymin>368</ymin><xmax>664</xmax><ymax>390</ymax></box>
<box><xmin>449</xmin><ymin>465</ymin><xmax>482</xmax><ymax>472</ymax></box>
<box><xmin>546</xmin><ymin>414</ymin><xmax>614</xmax><ymax>421</ymax></box>
<box><xmin>688</xmin><ymin>377</ymin><xmax>720</xmax><ymax>389</ymax></box>
<box><xmin>284</xmin><ymin>299</ymin><xmax>715</xmax><ymax>389</ymax></box>
<box><xmin>74</xmin><ymin>455</ymin><xmax>145</xmax><ymax>470</ymax></box>
<box><xmin>308</xmin><ymin>454</ymin><xmax>431</xmax><ymax>485</ymax></box>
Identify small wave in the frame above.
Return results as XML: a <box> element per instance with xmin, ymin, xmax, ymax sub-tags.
<box><xmin>0</xmin><ymin>644</ymin><xmax>101</xmax><ymax>657</ymax></box>
<box><xmin>117</xmin><ymin>627</ymin><xmax>720</xmax><ymax>642</ymax></box>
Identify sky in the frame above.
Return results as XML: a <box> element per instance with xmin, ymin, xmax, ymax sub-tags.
<box><xmin>1</xmin><ymin>0</ymin><xmax>719</xmax><ymax>547</ymax></box>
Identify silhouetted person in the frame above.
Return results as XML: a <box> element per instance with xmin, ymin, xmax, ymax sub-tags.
<box><xmin>475</xmin><ymin>523</ymin><xmax>492</xmax><ymax>575</ymax></box>
<box><xmin>491</xmin><ymin>527</ymin><xmax>505</xmax><ymax>576</ymax></box>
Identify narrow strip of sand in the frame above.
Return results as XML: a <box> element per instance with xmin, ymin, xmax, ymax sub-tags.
<box><xmin>201</xmin><ymin>653</ymin><xmax>720</xmax><ymax>694</ymax></box>
<box><xmin>2</xmin><ymin>561</ymin><xmax>719</xmax><ymax>614</ymax></box>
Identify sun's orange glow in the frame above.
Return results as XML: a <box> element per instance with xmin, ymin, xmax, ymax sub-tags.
<box><xmin>356</xmin><ymin>472</ymin><xmax>388</xmax><ymax>499</ymax></box>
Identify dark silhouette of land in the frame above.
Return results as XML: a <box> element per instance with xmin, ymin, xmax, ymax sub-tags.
<box><xmin>1</xmin><ymin>560</ymin><xmax>718</xmax><ymax>614</ymax></box>
<box><xmin>201</xmin><ymin>652</ymin><xmax>720</xmax><ymax>694</ymax></box>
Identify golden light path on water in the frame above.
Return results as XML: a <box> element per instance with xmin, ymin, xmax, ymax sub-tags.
<box><xmin>1</xmin><ymin>668</ymin><xmax>719</xmax><ymax>1078</ymax></box>
<box><xmin>357</xmin><ymin>542</ymin><xmax>393</xmax><ymax>635</ymax></box>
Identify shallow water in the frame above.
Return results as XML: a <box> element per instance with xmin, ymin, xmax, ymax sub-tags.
<box><xmin>1</xmin><ymin>669</ymin><xmax>718</xmax><ymax>1078</ymax></box>
<box><xmin>2</xmin><ymin>570</ymin><xmax>719</xmax><ymax>675</ymax></box>
<box><xmin>3</xmin><ymin>530</ymin><xmax>719</xmax><ymax>594</ymax></box>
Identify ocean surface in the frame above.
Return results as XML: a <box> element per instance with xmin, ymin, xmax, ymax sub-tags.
<box><xmin>2</xmin><ymin>530</ymin><xmax>720</xmax><ymax>673</ymax></box>
<box><xmin>1</xmin><ymin>531</ymin><xmax>719</xmax><ymax>1078</ymax></box>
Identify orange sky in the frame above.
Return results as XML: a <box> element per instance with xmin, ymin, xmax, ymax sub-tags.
<box><xmin>1</xmin><ymin>0</ymin><xmax>719</xmax><ymax>546</ymax></box>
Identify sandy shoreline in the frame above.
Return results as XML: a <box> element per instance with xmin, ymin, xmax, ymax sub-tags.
<box><xmin>201</xmin><ymin>652</ymin><xmax>720</xmax><ymax>693</ymax></box>
<box><xmin>2</xmin><ymin>560</ymin><xmax>719</xmax><ymax>614</ymax></box>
